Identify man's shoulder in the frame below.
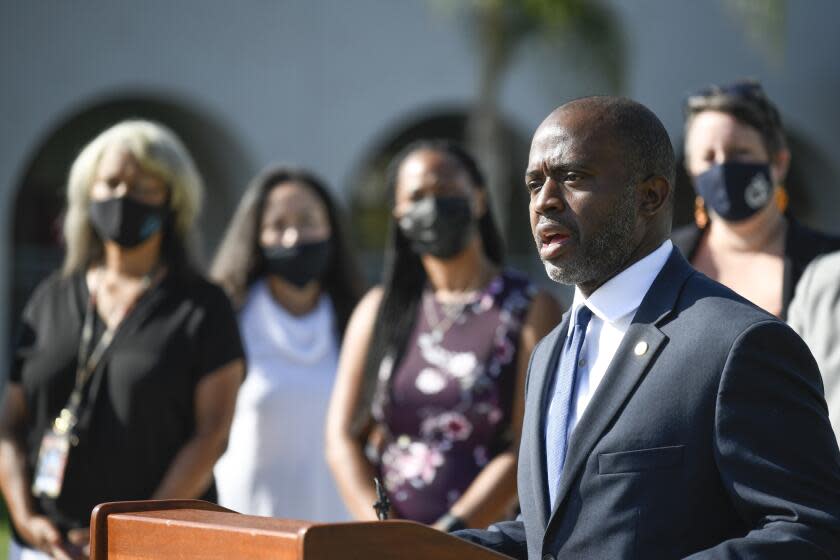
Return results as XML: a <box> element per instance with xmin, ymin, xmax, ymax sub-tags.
<box><xmin>659</xmin><ymin>269</ymin><xmax>808</xmax><ymax>391</ymax></box>
<box><xmin>671</xmin><ymin>267</ymin><xmax>781</xmax><ymax>334</ymax></box>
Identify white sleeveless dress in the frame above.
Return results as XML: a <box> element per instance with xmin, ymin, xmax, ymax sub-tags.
<box><xmin>214</xmin><ymin>280</ymin><xmax>349</xmax><ymax>521</ymax></box>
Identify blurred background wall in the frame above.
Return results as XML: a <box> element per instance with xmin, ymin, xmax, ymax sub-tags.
<box><xmin>2</xmin><ymin>0</ymin><xmax>839</xmax><ymax>373</ymax></box>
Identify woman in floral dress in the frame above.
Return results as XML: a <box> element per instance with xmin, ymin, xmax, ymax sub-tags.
<box><xmin>326</xmin><ymin>140</ymin><xmax>562</xmax><ymax>531</ymax></box>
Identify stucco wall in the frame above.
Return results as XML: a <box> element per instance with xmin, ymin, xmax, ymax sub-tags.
<box><xmin>2</xmin><ymin>0</ymin><xmax>839</xmax><ymax>373</ymax></box>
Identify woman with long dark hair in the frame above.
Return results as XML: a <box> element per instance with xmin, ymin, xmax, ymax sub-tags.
<box><xmin>211</xmin><ymin>165</ymin><xmax>365</xmax><ymax>521</ymax></box>
<box><xmin>326</xmin><ymin>140</ymin><xmax>561</xmax><ymax>530</ymax></box>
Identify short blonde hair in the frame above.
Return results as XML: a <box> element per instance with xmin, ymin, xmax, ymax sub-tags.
<box><xmin>62</xmin><ymin>120</ymin><xmax>204</xmax><ymax>274</ymax></box>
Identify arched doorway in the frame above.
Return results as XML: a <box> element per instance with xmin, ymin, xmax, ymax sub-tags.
<box><xmin>11</xmin><ymin>95</ymin><xmax>253</xmax><ymax>325</ymax></box>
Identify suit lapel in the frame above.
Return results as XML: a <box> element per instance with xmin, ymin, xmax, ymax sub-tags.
<box><xmin>526</xmin><ymin>313</ymin><xmax>570</xmax><ymax>530</ymax></box>
<box><xmin>547</xmin><ymin>323</ymin><xmax>666</xmax><ymax>526</ymax></box>
<box><xmin>544</xmin><ymin>248</ymin><xmax>695</xmax><ymax>536</ymax></box>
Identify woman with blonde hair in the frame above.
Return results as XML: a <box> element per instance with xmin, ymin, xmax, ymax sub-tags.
<box><xmin>0</xmin><ymin>120</ymin><xmax>245</xmax><ymax>559</ymax></box>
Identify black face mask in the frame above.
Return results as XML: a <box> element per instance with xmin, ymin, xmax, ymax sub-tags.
<box><xmin>89</xmin><ymin>197</ymin><xmax>168</xmax><ymax>248</ymax></box>
<box><xmin>693</xmin><ymin>162</ymin><xmax>773</xmax><ymax>222</ymax></box>
<box><xmin>398</xmin><ymin>196</ymin><xmax>475</xmax><ymax>259</ymax></box>
<box><xmin>262</xmin><ymin>240</ymin><xmax>332</xmax><ymax>288</ymax></box>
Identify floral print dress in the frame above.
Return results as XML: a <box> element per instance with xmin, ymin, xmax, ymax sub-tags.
<box><xmin>373</xmin><ymin>270</ymin><xmax>535</xmax><ymax>524</ymax></box>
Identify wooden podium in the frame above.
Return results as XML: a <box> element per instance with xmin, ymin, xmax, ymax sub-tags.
<box><xmin>89</xmin><ymin>499</ymin><xmax>513</xmax><ymax>559</ymax></box>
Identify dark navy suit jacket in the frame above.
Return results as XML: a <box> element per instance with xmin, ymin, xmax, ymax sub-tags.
<box><xmin>457</xmin><ymin>248</ymin><xmax>840</xmax><ymax>559</ymax></box>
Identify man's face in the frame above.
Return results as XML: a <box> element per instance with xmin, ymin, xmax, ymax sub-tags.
<box><xmin>526</xmin><ymin>107</ymin><xmax>641</xmax><ymax>292</ymax></box>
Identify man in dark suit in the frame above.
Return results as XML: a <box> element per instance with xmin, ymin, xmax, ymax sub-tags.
<box><xmin>456</xmin><ymin>96</ymin><xmax>840</xmax><ymax>559</ymax></box>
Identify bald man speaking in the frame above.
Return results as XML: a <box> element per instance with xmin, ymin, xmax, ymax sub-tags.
<box><xmin>456</xmin><ymin>97</ymin><xmax>840</xmax><ymax>559</ymax></box>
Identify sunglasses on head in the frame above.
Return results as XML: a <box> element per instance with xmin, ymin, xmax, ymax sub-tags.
<box><xmin>688</xmin><ymin>80</ymin><xmax>766</xmax><ymax>101</ymax></box>
<box><xmin>684</xmin><ymin>80</ymin><xmax>780</xmax><ymax>123</ymax></box>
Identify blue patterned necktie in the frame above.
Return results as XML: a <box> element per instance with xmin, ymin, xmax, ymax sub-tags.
<box><xmin>545</xmin><ymin>305</ymin><xmax>593</xmax><ymax>509</ymax></box>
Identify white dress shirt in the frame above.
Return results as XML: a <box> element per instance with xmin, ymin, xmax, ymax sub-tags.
<box><xmin>565</xmin><ymin>240</ymin><xmax>673</xmax><ymax>434</ymax></box>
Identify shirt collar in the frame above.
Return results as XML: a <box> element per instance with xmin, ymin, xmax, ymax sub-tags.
<box><xmin>569</xmin><ymin>240</ymin><xmax>673</xmax><ymax>328</ymax></box>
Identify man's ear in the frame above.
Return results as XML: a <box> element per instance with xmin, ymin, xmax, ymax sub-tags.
<box><xmin>637</xmin><ymin>175</ymin><xmax>672</xmax><ymax>217</ymax></box>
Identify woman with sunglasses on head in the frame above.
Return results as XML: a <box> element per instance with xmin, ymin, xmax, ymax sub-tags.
<box><xmin>211</xmin><ymin>165</ymin><xmax>365</xmax><ymax>521</ymax></box>
<box><xmin>674</xmin><ymin>79</ymin><xmax>840</xmax><ymax>318</ymax></box>
<box><xmin>326</xmin><ymin>140</ymin><xmax>561</xmax><ymax>531</ymax></box>
<box><xmin>0</xmin><ymin>121</ymin><xmax>245</xmax><ymax>560</ymax></box>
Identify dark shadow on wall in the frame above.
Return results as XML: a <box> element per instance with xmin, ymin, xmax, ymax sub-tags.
<box><xmin>11</xmin><ymin>94</ymin><xmax>253</xmax><ymax>329</ymax></box>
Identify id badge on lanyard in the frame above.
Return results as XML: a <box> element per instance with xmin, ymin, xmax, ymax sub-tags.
<box><xmin>32</xmin><ymin>423</ymin><xmax>72</xmax><ymax>499</ymax></box>
<box><xmin>31</xmin><ymin>333</ymin><xmax>107</xmax><ymax>499</ymax></box>
<box><xmin>33</xmin><ymin>406</ymin><xmax>80</xmax><ymax>498</ymax></box>
<box><xmin>31</xmin><ymin>267</ymin><xmax>155</xmax><ymax>499</ymax></box>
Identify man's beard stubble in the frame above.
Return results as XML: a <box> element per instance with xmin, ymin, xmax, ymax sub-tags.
<box><xmin>542</xmin><ymin>187</ymin><xmax>638</xmax><ymax>287</ymax></box>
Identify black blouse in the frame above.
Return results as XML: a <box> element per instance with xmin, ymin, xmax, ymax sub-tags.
<box><xmin>10</xmin><ymin>269</ymin><xmax>244</xmax><ymax>533</ymax></box>
<box><xmin>672</xmin><ymin>216</ymin><xmax>840</xmax><ymax>319</ymax></box>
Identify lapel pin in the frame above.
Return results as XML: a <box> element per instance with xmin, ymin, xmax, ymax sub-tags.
<box><xmin>634</xmin><ymin>341</ymin><xmax>648</xmax><ymax>356</ymax></box>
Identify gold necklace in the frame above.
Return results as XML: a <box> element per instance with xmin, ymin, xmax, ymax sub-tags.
<box><xmin>422</xmin><ymin>290</ymin><xmax>477</xmax><ymax>343</ymax></box>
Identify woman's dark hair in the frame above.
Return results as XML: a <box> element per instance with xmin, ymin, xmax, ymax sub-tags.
<box><xmin>210</xmin><ymin>165</ymin><xmax>365</xmax><ymax>337</ymax></box>
<box><xmin>353</xmin><ymin>139</ymin><xmax>504</xmax><ymax>433</ymax></box>
<box><xmin>684</xmin><ymin>79</ymin><xmax>786</xmax><ymax>157</ymax></box>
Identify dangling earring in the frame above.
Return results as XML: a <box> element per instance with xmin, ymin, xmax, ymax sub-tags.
<box><xmin>694</xmin><ymin>196</ymin><xmax>709</xmax><ymax>229</ymax></box>
<box><xmin>774</xmin><ymin>185</ymin><xmax>789</xmax><ymax>213</ymax></box>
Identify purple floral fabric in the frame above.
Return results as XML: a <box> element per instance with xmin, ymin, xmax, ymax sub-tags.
<box><xmin>374</xmin><ymin>270</ymin><xmax>535</xmax><ymax>523</ymax></box>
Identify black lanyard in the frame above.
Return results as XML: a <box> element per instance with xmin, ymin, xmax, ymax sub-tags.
<box><xmin>52</xmin><ymin>267</ymin><xmax>160</xmax><ymax>442</ymax></box>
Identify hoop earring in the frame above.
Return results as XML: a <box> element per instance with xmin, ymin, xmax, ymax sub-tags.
<box><xmin>694</xmin><ymin>196</ymin><xmax>709</xmax><ymax>229</ymax></box>
<box><xmin>774</xmin><ymin>185</ymin><xmax>789</xmax><ymax>213</ymax></box>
